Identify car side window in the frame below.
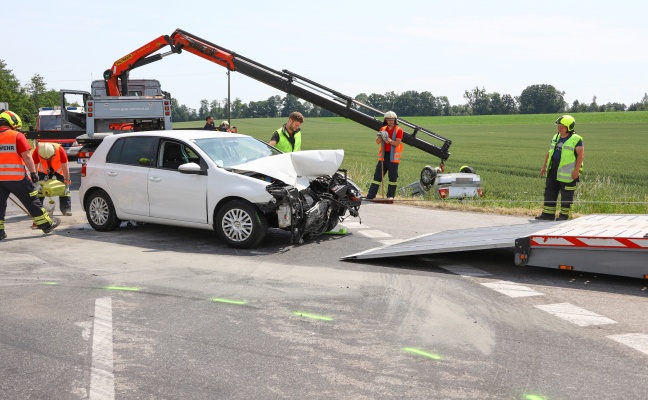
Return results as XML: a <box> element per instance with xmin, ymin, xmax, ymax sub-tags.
<box><xmin>106</xmin><ymin>137</ymin><xmax>156</xmax><ymax>167</ymax></box>
<box><xmin>159</xmin><ymin>140</ymin><xmax>202</xmax><ymax>170</ymax></box>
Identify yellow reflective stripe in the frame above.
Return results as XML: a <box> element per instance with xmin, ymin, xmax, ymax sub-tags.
<box><xmin>388</xmin><ymin>182</ymin><xmax>398</xmax><ymax>185</ymax></box>
<box><xmin>565</xmin><ymin>186</ymin><xmax>577</xmax><ymax>191</ymax></box>
<box><xmin>32</xmin><ymin>209</ymin><xmax>52</xmax><ymax>225</ymax></box>
<box><xmin>371</xmin><ymin>180</ymin><xmax>382</xmax><ymax>185</ymax></box>
<box><xmin>29</xmin><ymin>190</ymin><xmax>38</xmax><ymax>197</ymax></box>
<box><xmin>0</xmin><ymin>220</ymin><xmax>4</xmax><ymax>230</ymax></box>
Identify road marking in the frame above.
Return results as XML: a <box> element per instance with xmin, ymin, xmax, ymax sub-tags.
<box><xmin>89</xmin><ymin>297</ymin><xmax>115</xmax><ymax>400</ymax></box>
<box><xmin>439</xmin><ymin>264</ymin><xmax>492</xmax><ymax>277</ymax></box>
<box><xmin>607</xmin><ymin>333</ymin><xmax>648</xmax><ymax>356</ymax></box>
<box><xmin>340</xmin><ymin>222</ymin><xmax>367</xmax><ymax>229</ymax></box>
<box><xmin>481</xmin><ymin>281</ymin><xmax>544</xmax><ymax>298</ymax></box>
<box><xmin>378</xmin><ymin>239</ymin><xmax>404</xmax><ymax>246</ymax></box>
<box><xmin>358</xmin><ymin>230</ymin><xmax>392</xmax><ymax>239</ymax></box>
<box><xmin>534</xmin><ymin>303</ymin><xmax>617</xmax><ymax>326</ymax></box>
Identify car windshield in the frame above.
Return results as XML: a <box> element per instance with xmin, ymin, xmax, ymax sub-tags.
<box><xmin>193</xmin><ymin>136</ymin><xmax>281</xmax><ymax>168</ymax></box>
<box><xmin>39</xmin><ymin>115</ymin><xmax>61</xmax><ymax>130</ymax></box>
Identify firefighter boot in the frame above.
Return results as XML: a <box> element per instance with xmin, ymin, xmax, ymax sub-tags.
<box><xmin>42</xmin><ymin>217</ymin><xmax>61</xmax><ymax>234</ymax></box>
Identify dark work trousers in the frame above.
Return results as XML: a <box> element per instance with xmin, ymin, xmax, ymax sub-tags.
<box><xmin>541</xmin><ymin>167</ymin><xmax>578</xmax><ymax>219</ymax></box>
<box><xmin>367</xmin><ymin>158</ymin><xmax>400</xmax><ymax>199</ymax></box>
<box><xmin>38</xmin><ymin>172</ymin><xmax>71</xmax><ymax>213</ymax></box>
<box><xmin>0</xmin><ymin>176</ymin><xmax>56</xmax><ymax>232</ymax></box>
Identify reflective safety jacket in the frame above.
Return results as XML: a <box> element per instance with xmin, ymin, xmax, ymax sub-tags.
<box><xmin>0</xmin><ymin>128</ymin><xmax>26</xmax><ymax>181</ymax></box>
<box><xmin>273</xmin><ymin>126</ymin><xmax>301</xmax><ymax>153</ymax></box>
<box><xmin>546</xmin><ymin>133</ymin><xmax>584</xmax><ymax>183</ymax></box>
<box><xmin>37</xmin><ymin>143</ymin><xmax>64</xmax><ymax>175</ymax></box>
<box><xmin>378</xmin><ymin>126</ymin><xmax>403</xmax><ymax>163</ymax></box>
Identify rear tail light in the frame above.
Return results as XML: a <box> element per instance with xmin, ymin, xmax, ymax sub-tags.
<box><xmin>81</xmin><ymin>163</ymin><xmax>87</xmax><ymax>177</ymax></box>
<box><xmin>439</xmin><ymin>188</ymin><xmax>449</xmax><ymax>199</ymax></box>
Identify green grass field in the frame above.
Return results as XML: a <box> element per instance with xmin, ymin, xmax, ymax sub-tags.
<box><xmin>175</xmin><ymin>112</ymin><xmax>648</xmax><ymax>216</ymax></box>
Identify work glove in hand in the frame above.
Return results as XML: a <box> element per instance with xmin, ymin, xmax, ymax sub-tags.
<box><xmin>64</xmin><ymin>185</ymin><xmax>70</xmax><ymax>196</ymax></box>
<box><xmin>30</xmin><ymin>172</ymin><xmax>39</xmax><ymax>183</ymax></box>
<box><xmin>380</xmin><ymin>131</ymin><xmax>390</xmax><ymax>142</ymax></box>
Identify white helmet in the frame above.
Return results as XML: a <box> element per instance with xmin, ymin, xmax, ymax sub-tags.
<box><xmin>38</xmin><ymin>143</ymin><xmax>56</xmax><ymax>159</ymax></box>
<box><xmin>384</xmin><ymin>111</ymin><xmax>397</xmax><ymax>119</ymax></box>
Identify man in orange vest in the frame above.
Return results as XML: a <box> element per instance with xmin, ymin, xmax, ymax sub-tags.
<box><xmin>366</xmin><ymin>111</ymin><xmax>404</xmax><ymax>200</ymax></box>
<box><xmin>32</xmin><ymin>142</ymin><xmax>72</xmax><ymax>215</ymax></box>
<box><xmin>0</xmin><ymin>111</ymin><xmax>60</xmax><ymax>239</ymax></box>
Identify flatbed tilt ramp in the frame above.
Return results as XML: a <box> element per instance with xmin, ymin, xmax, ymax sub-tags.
<box><xmin>343</xmin><ymin>215</ymin><xmax>648</xmax><ymax>279</ymax></box>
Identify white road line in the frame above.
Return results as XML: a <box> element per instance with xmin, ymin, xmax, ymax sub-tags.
<box><xmin>481</xmin><ymin>281</ymin><xmax>545</xmax><ymax>298</ymax></box>
<box><xmin>534</xmin><ymin>303</ymin><xmax>617</xmax><ymax>327</ymax></box>
<box><xmin>378</xmin><ymin>239</ymin><xmax>405</xmax><ymax>246</ymax></box>
<box><xmin>340</xmin><ymin>222</ymin><xmax>367</xmax><ymax>229</ymax></box>
<box><xmin>89</xmin><ymin>297</ymin><xmax>115</xmax><ymax>400</ymax></box>
<box><xmin>439</xmin><ymin>264</ymin><xmax>492</xmax><ymax>277</ymax></box>
<box><xmin>358</xmin><ymin>230</ymin><xmax>392</xmax><ymax>239</ymax></box>
<box><xmin>607</xmin><ymin>333</ymin><xmax>648</xmax><ymax>356</ymax></box>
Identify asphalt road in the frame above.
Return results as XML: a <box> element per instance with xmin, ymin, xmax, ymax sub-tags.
<box><xmin>1</xmin><ymin>164</ymin><xmax>647</xmax><ymax>399</ymax></box>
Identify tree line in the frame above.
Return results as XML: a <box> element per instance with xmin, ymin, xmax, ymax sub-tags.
<box><xmin>2</xmin><ymin>59</ymin><xmax>647</xmax><ymax>126</ymax></box>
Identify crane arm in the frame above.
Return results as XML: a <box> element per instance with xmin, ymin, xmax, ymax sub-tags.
<box><xmin>103</xmin><ymin>28</ymin><xmax>451</xmax><ymax>162</ymax></box>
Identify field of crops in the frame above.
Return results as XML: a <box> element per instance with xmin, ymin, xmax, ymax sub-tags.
<box><xmin>175</xmin><ymin>112</ymin><xmax>648</xmax><ymax>216</ymax></box>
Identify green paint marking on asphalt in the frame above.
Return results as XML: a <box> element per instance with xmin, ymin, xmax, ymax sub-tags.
<box><xmin>103</xmin><ymin>286</ymin><xmax>140</xmax><ymax>292</ymax></box>
<box><xmin>402</xmin><ymin>347</ymin><xmax>442</xmax><ymax>360</ymax></box>
<box><xmin>524</xmin><ymin>395</ymin><xmax>546</xmax><ymax>400</ymax></box>
<box><xmin>211</xmin><ymin>298</ymin><xmax>248</xmax><ymax>305</ymax></box>
<box><xmin>292</xmin><ymin>311</ymin><xmax>333</xmax><ymax>321</ymax></box>
<box><xmin>40</xmin><ymin>282</ymin><xmax>59</xmax><ymax>285</ymax></box>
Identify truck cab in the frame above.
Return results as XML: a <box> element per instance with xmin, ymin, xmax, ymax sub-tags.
<box><xmin>36</xmin><ymin>106</ymin><xmax>86</xmax><ymax>157</ymax></box>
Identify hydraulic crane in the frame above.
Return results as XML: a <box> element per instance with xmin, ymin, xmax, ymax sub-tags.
<box><xmin>103</xmin><ymin>28</ymin><xmax>452</xmax><ymax>165</ymax></box>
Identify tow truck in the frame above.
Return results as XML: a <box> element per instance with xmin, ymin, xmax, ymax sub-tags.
<box><xmin>97</xmin><ymin>28</ymin><xmax>482</xmax><ymax>199</ymax></box>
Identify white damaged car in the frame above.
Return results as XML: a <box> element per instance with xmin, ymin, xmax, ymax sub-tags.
<box><xmin>79</xmin><ymin>131</ymin><xmax>362</xmax><ymax>248</ymax></box>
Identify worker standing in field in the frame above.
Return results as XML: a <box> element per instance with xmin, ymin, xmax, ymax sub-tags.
<box><xmin>269</xmin><ymin>112</ymin><xmax>304</xmax><ymax>152</ymax></box>
<box><xmin>366</xmin><ymin>111</ymin><xmax>404</xmax><ymax>200</ymax></box>
<box><xmin>536</xmin><ymin>115</ymin><xmax>584</xmax><ymax>221</ymax></box>
<box><xmin>0</xmin><ymin>111</ymin><xmax>60</xmax><ymax>239</ymax></box>
<box><xmin>203</xmin><ymin>116</ymin><xmax>217</xmax><ymax>131</ymax></box>
<box><xmin>33</xmin><ymin>142</ymin><xmax>73</xmax><ymax>216</ymax></box>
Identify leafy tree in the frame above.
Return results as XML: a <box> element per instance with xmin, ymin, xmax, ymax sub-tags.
<box><xmin>281</xmin><ymin>95</ymin><xmax>305</xmax><ymax>117</ymax></box>
<box><xmin>628</xmin><ymin>93</ymin><xmax>648</xmax><ymax>111</ymax></box>
<box><xmin>464</xmin><ymin>87</ymin><xmax>491</xmax><ymax>115</ymax></box>
<box><xmin>0</xmin><ymin>59</ymin><xmax>32</xmax><ymax>123</ymax></box>
<box><xmin>198</xmin><ymin>99</ymin><xmax>210</xmax><ymax>120</ymax></box>
<box><xmin>518</xmin><ymin>84</ymin><xmax>566</xmax><ymax>114</ymax></box>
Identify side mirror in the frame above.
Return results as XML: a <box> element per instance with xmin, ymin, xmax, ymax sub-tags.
<box><xmin>178</xmin><ymin>162</ymin><xmax>205</xmax><ymax>175</ymax></box>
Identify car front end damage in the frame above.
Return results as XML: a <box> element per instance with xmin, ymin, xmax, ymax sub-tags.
<box><xmin>258</xmin><ymin>169</ymin><xmax>361</xmax><ymax>244</ymax></box>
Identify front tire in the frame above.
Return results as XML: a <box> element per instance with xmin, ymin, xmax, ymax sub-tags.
<box><xmin>85</xmin><ymin>190</ymin><xmax>121</xmax><ymax>231</ymax></box>
<box><xmin>215</xmin><ymin>200</ymin><xmax>267</xmax><ymax>248</ymax></box>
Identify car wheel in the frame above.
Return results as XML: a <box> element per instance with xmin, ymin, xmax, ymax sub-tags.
<box><xmin>85</xmin><ymin>190</ymin><xmax>121</xmax><ymax>231</ymax></box>
<box><xmin>215</xmin><ymin>200</ymin><xmax>267</xmax><ymax>248</ymax></box>
<box><xmin>420</xmin><ymin>165</ymin><xmax>437</xmax><ymax>187</ymax></box>
<box><xmin>460</xmin><ymin>166</ymin><xmax>477</xmax><ymax>174</ymax></box>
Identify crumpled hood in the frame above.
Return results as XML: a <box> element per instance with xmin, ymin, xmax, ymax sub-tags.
<box><xmin>230</xmin><ymin>149</ymin><xmax>344</xmax><ymax>187</ymax></box>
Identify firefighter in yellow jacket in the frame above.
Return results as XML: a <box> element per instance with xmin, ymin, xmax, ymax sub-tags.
<box><xmin>366</xmin><ymin>111</ymin><xmax>404</xmax><ymax>200</ymax></box>
<box><xmin>0</xmin><ymin>111</ymin><xmax>60</xmax><ymax>239</ymax></box>
<box><xmin>536</xmin><ymin>115</ymin><xmax>584</xmax><ymax>221</ymax></box>
<box><xmin>32</xmin><ymin>142</ymin><xmax>73</xmax><ymax>216</ymax></box>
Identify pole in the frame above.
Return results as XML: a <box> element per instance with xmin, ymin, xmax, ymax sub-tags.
<box><xmin>227</xmin><ymin>69</ymin><xmax>231</xmax><ymax>126</ymax></box>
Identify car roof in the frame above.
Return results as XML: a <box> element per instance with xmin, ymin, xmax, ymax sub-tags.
<box><xmin>105</xmin><ymin>130</ymin><xmax>245</xmax><ymax>141</ymax></box>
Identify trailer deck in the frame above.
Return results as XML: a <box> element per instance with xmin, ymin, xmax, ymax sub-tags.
<box><xmin>344</xmin><ymin>214</ymin><xmax>648</xmax><ymax>279</ymax></box>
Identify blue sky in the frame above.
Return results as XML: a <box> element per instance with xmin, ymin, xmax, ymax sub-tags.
<box><xmin>8</xmin><ymin>0</ymin><xmax>648</xmax><ymax>110</ymax></box>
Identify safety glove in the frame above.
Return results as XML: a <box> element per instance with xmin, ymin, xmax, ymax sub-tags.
<box><xmin>30</xmin><ymin>172</ymin><xmax>39</xmax><ymax>183</ymax></box>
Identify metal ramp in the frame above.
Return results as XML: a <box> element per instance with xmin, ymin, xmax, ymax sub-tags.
<box><xmin>342</xmin><ymin>221</ymin><xmax>561</xmax><ymax>260</ymax></box>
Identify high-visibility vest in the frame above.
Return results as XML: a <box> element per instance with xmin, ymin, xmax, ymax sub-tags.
<box><xmin>546</xmin><ymin>132</ymin><xmax>584</xmax><ymax>183</ymax></box>
<box><xmin>37</xmin><ymin>143</ymin><xmax>64</xmax><ymax>174</ymax></box>
<box><xmin>378</xmin><ymin>126</ymin><xmax>403</xmax><ymax>163</ymax></box>
<box><xmin>0</xmin><ymin>129</ymin><xmax>27</xmax><ymax>181</ymax></box>
<box><xmin>273</xmin><ymin>126</ymin><xmax>301</xmax><ymax>152</ymax></box>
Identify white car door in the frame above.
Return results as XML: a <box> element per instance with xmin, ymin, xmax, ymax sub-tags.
<box><xmin>104</xmin><ymin>136</ymin><xmax>156</xmax><ymax>216</ymax></box>
<box><xmin>148</xmin><ymin>141</ymin><xmax>208</xmax><ymax>223</ymax></box>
